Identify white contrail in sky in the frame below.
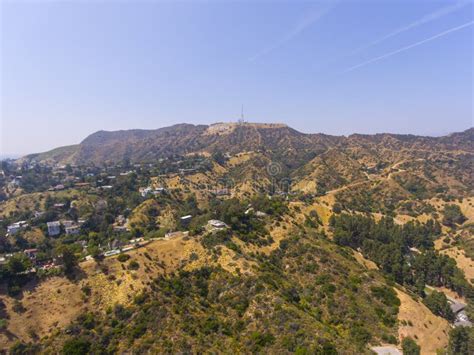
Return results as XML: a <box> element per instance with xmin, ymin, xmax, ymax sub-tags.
<box><xmin>345</xmin><ymin>20</ymin><xmax>474</xmax><ymax>73</ymax></box>
<box><xmin>350</xmin><ymin>0</ymin><xmax>471</xmax><ymax>55</ymax></box>
<box><xmin>249</xmin><ymin>1</ymin><xmax>337</xmax><ymax>62</ymax></box>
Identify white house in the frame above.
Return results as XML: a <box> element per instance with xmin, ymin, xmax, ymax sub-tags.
<box><xmin>47</xmin><ymin>221</ymin><xmax>61</xmax><ymax>236</ymax></box>
<box><xmin>139</xmin><ymin>187</ymin><xmax>153</xmax><ymax>197</ymax></box>
<box><xmin>7</xmin><ymin>224</ymin><xmax>21</xmax><ymax>235</ymax></box>
<box><xmin>207</xmin><ymin>219</ymin><xmax>228</xmax><ymax>231</ymax></box>
<box><xmin>7</xmin><ymin>221</ymin><xmax>28</xmax><ymax>235</ymax></box>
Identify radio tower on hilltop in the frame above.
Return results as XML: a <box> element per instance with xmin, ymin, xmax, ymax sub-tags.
<box><xmin>238</xmin><ymin>105</ymin><xmax>245</xmax><ymax>125</ymax></box>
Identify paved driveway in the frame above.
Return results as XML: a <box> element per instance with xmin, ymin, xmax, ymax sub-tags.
<box><xmin>371</xmin><ymin>346</ymin><xmax>402</xmax><ymax>355</ymax></box>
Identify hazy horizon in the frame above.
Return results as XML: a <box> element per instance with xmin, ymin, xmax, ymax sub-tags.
<box><xmin>2</xmin><ymin>1</ymin><xmax>473</xmax><ymax>155</ymax></box>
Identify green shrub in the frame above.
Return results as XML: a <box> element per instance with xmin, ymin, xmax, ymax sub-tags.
<box><xmin>370</xmin><ymin>286</ymin><xmax>400</xmax><ymax>308</ymax></box>
<box><xmin>442</xmin><ymin>204</ymin><xmax>467</xmax><ymax>227</ymax></box>
<box><xmin>250</xmin><ymin>331</ymin><xmax>275</xmax><ymax>350</ymax></box>
<box><xmin>423</xmin><ymin>291</ymin><xmax>454</xmax><ymax>322</ymax></box>
<box><xmin>128</xmin><ymin>260</ymin><xmax>140</xmax><ymax>270</ymax></box>
<box><xmin>117</xmin><ymin>253</ymin><xmax>131</xmax><ymax>262</ymax></box>
<box><xmin>402</xmin><ymin>337</ymin><xmax>420</xmax><ymax>355</ymax></box>
<box><xmin>62</xmin><ymin>338</ymin><xmax>91</xmax><ymax>355</ymax></box>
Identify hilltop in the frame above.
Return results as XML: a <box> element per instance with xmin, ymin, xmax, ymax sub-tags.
<box><xmin>24</xmin><ymin>123</ymin><xmax>473</xmax><ymax>166</ymax></box>
<box><xmin>22</xmin><ymin>123</ymin><xmax>474</xmax><ymax>207</ymax></box>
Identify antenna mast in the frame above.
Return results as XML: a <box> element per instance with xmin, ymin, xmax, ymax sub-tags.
<box><xmin>238</xmin><ymin>105</ymin><xmax>245</xmax><ymax>124</ymax></box>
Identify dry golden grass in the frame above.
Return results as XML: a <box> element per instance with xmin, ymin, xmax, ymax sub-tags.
<box><xmin>184</xmin><ymin>172</ymin><xmax>213</xmax><ymax>185</ymax></box>
<box><xmin>232</xmin><ymin>180</ymin><xmax>263</xmax><ymax>199</ymax></box>
<box><xmin>291</xmin><ymin>180</ymin><xmax>318</xmax><ymax>194</ymax></box>
<box><xmin>0</xmin><ymin>277</ymin><xmax>83</xmax><ymax>348</ymax></box>
<box><xmin>0</xmin><ymin>236</ymin><xmax>205</xmax><ymax>350</ymax></box>
<box><xmin>459</xmin><ymin>197</ymin><xmax>474</xmax><ymax>224</ymax></box>
<box><xmin>437</xmin><ymin>244</ymin><xmax>474</xmax><ymax>284</ymax></box>
<box><xmin>395</xmin><ymin>288</ymin><xmax>450</xmax><ymax>355</ymax></box>
<box><xmin>426</xmin><ymin>197</ymin><xmax>474</xmax><ymax>224</ymax></box>
<box><xmin>227</xmin><ymin>152</ymin><xmax>255</xmax><ymax>167</ymax></box>
<box><xmin>0</xmin><ymin>189</ymin><xmax>96</xmax><ymax>219</ymax></box>
<box><xmin>353</xmin><ymin>251</ymin><xmax>378</xmax><ymax>270</ymax></box>
<box><xmin>22</xmin><ymin>228</ymin><xmax>46</xmax><ymax>244</ymax></box>
<box><xmin>393</xmin><ymin>213</ymin><xmax>432</xmax><ymax>224</ymax></box>
<box><xmin>128</xmin><ymin>199</ymin><xmax>159</xmax><ymax>228</ymax></box>
<box><xmin>0</xmin><ymin>231</ymin><xmax>263</xmax><ymax>351</ymax></box>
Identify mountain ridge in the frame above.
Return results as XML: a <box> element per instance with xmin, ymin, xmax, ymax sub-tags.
<box><xmin>23</xmin><ymin>123</ymin><xmax>474</xmax><ymax>165</ymax></box>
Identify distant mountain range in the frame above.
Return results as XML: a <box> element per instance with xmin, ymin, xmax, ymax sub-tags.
<box><xmin>0</xmin><ymin>154</ymin><xmax>22</xmax><ymax>161</ymax></box>
<box><xmin>24</xmin><ymin>122</ymin><xmax>474</xmax><ymax>166</ymax></box>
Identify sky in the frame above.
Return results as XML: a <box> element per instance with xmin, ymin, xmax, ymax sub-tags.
<box><xmin>1</xmin><ymin>0</ymin><xmax>473</xmax><ymax>156</ymax></box>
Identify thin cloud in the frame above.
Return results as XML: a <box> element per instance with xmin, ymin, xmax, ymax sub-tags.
<box><xmin>249</xmin><ymin>2</ymin><xmax>337</xmax><ymax>62</ymax></box>
<box><xmin>350</xmin><ymin>0</ymin><xmax>471</xmax><ymax>56</ymax></box>
<box><xmin>344</xmin><ymin>20</ymin><xmax>474</xmax><ymax>73</ymax></box>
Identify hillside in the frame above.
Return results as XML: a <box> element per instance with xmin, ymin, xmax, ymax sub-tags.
<box><xmin>1</xmin><ymin>123</ymin><xmax>474</xmax><ymax>354</ymax></box>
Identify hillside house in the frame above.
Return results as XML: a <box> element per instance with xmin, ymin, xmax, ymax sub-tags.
<box><xmin>120</xmin><ymin>171</ymin><xmax>134</xmax><ymax>176</ymax></box>
<box><xmin>179</xmin><ymin>168</ymin><xmax>196</xmax><ymax>175</ymax></box>
<box><xmin>151</xmin><ymin>187</ymin><xmax>167</xmax><ymax>196</ymax></box>
<box><xmin>65</xmin><ymin>225</ymin><xmax>80</xmax><ymax>236</ymax></box>
<box><xmin>116</xmin><ymin>215</ymin><xmax>126</xmax><ymax>225</ymax></box>
<box><xmin>7</xmin><ymin>224</ymin><xmax>21</xmax><ymax>235</ymax></box>
<box><xmin>34</xmin><ymin>211</ymin><xmax>44</xmax><ymax>219</ymax></box>
<box><xmin>10</xmin><ymin>176</ymin><xmax>21</xmax><ymax>187</ymax></box>
<box><xmin>47</xmin><ymin>221</ymin><xmax>61</xmax><ymax>236</ymax></box>
<box><xmin>113</xmin><ymin>225</ymin><xmax>129</xmax><ymax>233</ymax></box>
<box><xmin>448</xmin><ymin>299</ymin><xmax>473</xmax><ymax>327</ymax></box>
<box><xmin>207</xmin><ymin>219</ymin><xmax>228</xmax><ymax>231</ymax></box>
<box><xmin>180</xmin><ymin>215</ymin><xmax>192</xmax><ymax>226</ymax></box>
<box><xmin>7</xmin><ymin>221</ymin><xmax>28</xmax><ymax>235</ymax></box>
<box><xmin>139</xmin><ymin>187</ymin><xmax>153</xmax><ymax>197</ymax></box>
<box><xmin>62</xmin><ymin>220</ymin><xmax>75</xmax><ymax>228</ymax></box>
<box><xmin>24</xmin><ymin>249</ymin><xmax>38</xmax><ymax>260</ymax></box>
<box><xmin>213</xmin><ymin>188</ymin><xmax>230</xmax><ymax>196</ymax></box>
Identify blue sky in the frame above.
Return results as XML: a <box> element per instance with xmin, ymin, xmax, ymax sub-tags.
<box><xmin>1</xmin><ymin>0</ymin><xmax>473</xmax><ymax>155</ymax></box>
